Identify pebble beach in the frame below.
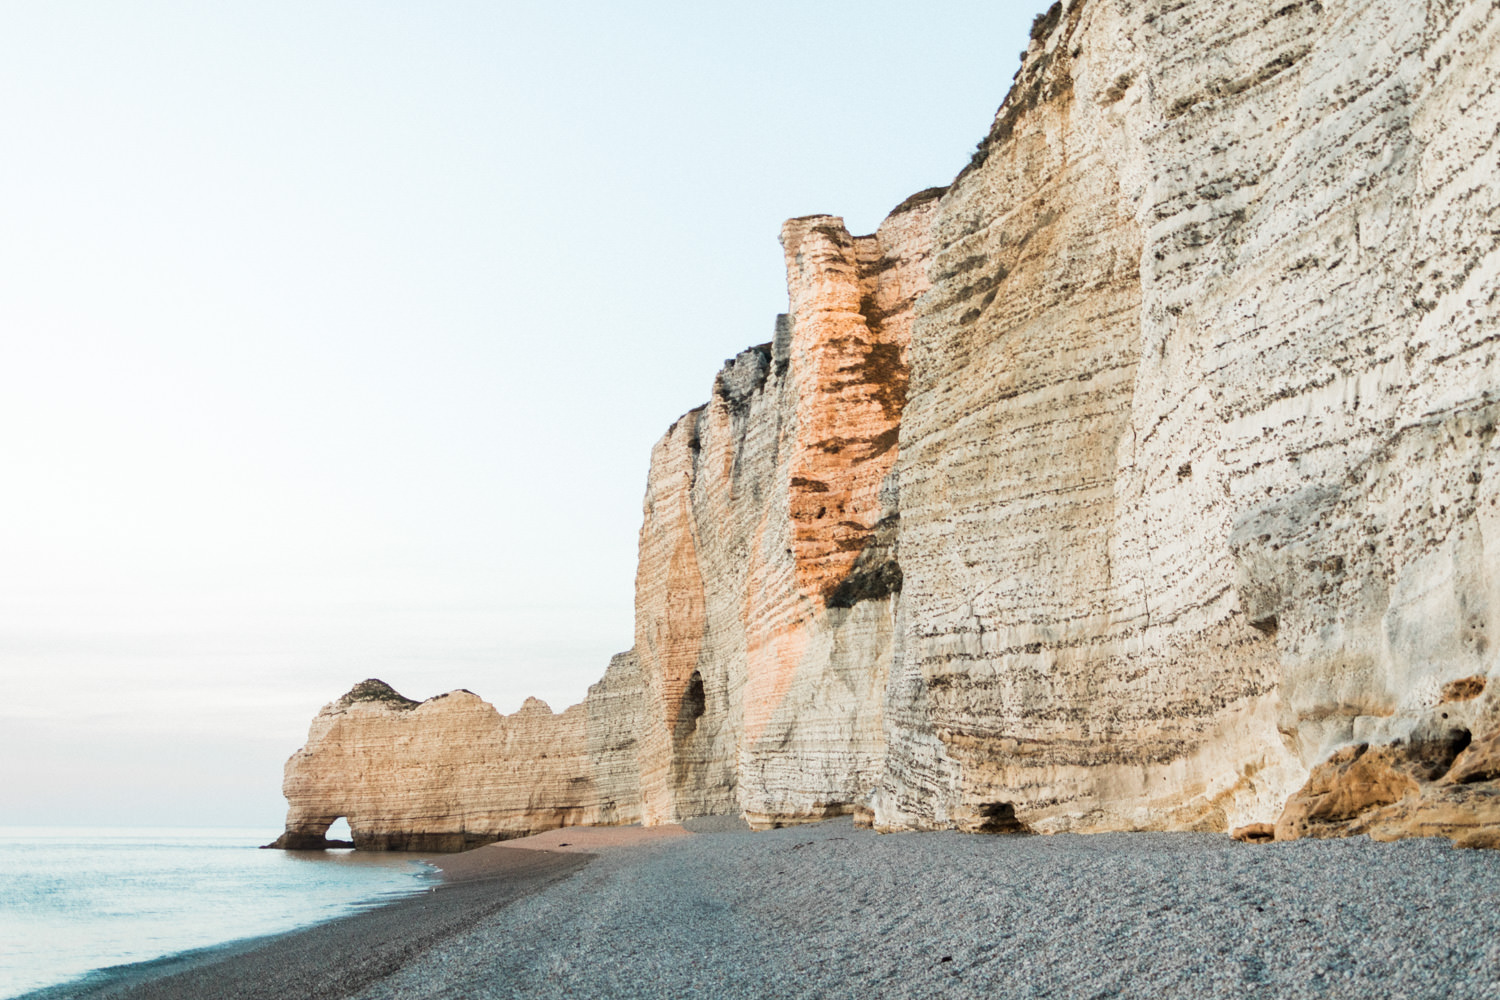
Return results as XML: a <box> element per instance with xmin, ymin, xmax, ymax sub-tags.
<box><xmin>46</xmin><ymin>819</ymin><xmax>1500</xmax><ymax>1000</ymax></box>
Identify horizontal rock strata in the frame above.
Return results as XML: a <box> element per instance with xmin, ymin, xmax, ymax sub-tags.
<box><xmin>632</xmin><ymin>198</ymin><xmax>939</xmax><ymax>828</ymax></box>
<box><xmin>276</xmin><ymin>0</ymin><xmax>1500</xmax><ymax>850</ymax></box>
<box><xmin>273</xmin><ymin>661</ymin><xmax>642</xmax><ymax>850</ymax></box>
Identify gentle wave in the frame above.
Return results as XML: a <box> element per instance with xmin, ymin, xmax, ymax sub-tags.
<box><xmin>0</xmin><ymin>827</ymin><xmax>435</xmax><ymax>999</ymax></box>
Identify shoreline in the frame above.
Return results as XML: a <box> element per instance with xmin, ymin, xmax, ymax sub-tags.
<box><xmin>24</xmin><ymin>819</ymin><xmax>1499</xmax><ymax>999</ymax></box>
<box><xmin>18</xmin><ymin>843</ymin><xmax>595</xmax><ymax>1000</ymax></box>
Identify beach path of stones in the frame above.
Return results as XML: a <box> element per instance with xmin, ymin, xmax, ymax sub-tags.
<box><xmin>352</xmin><ymin>818</ymin><xmax>1500</xmax><ymax>1000</ymax></box>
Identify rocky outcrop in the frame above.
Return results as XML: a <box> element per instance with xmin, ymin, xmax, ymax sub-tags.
<box><xmin>274</xmin><ymin>660</ymin><xmax>643</xmax><ymax>850</ymax></box>
<box><xmin>276</xmin><ymin>0</ymin><xmax>1500</xmax><ymax>850</ymax></box>
<box><xmin>1271</xmin><ymin>682</ymin><xmax>1500</xmax><ymax>848</ymax></box>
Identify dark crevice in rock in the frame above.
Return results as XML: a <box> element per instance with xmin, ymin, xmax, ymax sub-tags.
<box><xmin>826</xmin><ymin>514</ymin><xmax>902</xmax><ymax>609</ymax></box>
<box><xmin>1166</xmin><ymin>44</ymin><xmax>1313</xmax><ymax>120</ymax></box>
<box><xmin>1415</xmin><ymin>727</ymin><xmax>1473</xmax><ymax>780</ymax></box>
<box><xmin>810</xmin><ymin>224</ymin><xmax>855</xmax><ymax>248</ymax></box>
<box><xmin>674</xmin><ymin>671</ymin><xmax>707</xmax><ymax>743</ymax></box>
<box><xmin>1249</xmin><ymin>614</ymin><xmax>1279</xmax><ymax>635</ymax></box>
<box><xmin>843</xmin><ymin>341</ymin><xmax>908</xmax><ymax>424</ymax></box>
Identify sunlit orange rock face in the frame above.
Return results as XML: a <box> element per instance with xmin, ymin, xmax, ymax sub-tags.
<box><xmin>782</xmin><ymin>206</ymin><xmax>928</xmax><ymax>606</ymax></box>
<box><xmin>631</xmin><ymin>198</ymin><xmax>939</xmax><ymax>826</ymax></box>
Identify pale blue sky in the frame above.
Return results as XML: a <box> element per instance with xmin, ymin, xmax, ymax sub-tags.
<box><xmin>1</xmin><ymin>1</ymin><xmax>1048</xmax><ymax>828</ymax></box>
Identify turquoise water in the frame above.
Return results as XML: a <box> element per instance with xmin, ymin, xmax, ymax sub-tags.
<box><xmin>0</xmin><ymin>827</ymin><xmax>437</xmax><ymax>999</ymax></box>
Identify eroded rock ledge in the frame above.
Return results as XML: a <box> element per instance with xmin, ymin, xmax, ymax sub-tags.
<box><xmin>275</xmin><ymin>0</ymin><xmax>1500</xmax><ymax>850</ymax></box>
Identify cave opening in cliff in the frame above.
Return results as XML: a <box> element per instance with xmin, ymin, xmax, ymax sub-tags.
<box><xmin>976</xmin><ymin>802</ymin><xmax>1030</xmax><ymax>835</ymax></box>
<box><xmin>675</xmin><ymin>671</ymin><xmax>706</xmax><ymax>741</ymax></box>
<box><xmin>1418</xmin><ymin>726</ymin><xmax>1473</xmax><ymax>780</ymax></box>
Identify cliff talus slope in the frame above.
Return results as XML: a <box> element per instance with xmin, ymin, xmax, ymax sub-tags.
<box><xmin>276</xmin><ymin>0</ymin><xmax>1500</xmax><ymax>849</ymax></box>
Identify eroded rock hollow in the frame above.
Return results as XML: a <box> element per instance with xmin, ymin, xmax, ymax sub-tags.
<box><xmin>275</xmin><ymin>0</ymin><xmax>1500</xmax><ymax>850</ymax></box>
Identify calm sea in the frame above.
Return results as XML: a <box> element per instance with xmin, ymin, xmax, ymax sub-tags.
<box><xmin>0</xmin><ymin>827</ymin><xmax>436</xmax><ymax>999</ymax></box>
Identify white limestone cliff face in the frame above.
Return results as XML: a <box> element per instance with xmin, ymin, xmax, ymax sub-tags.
<box><xmin>877</xmin><ymin>0</ymin><xmax>1500</xmax><ymax>838</ymax></box>
<box><xmin>277</xmin><ymin>0</ymin><xmax>1500</xmax><ymax>849</ymax></box>
<box><xmin>273</xmin><ymin>658</ymin><xmax>643</xmax><ymax>849</ymax></box>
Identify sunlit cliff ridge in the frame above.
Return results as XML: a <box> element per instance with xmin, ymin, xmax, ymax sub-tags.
<box><xmin>273</xmin><ymin>0</ymin><xmax>1500</xmax><ymax>850</ymax></box>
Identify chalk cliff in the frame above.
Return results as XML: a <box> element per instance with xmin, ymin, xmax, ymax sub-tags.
<box><xmin>271</xmin><ymin>661</ymin><xmax>643</xmax><ymax>850</ymax></box>
<box><xmin>630</xmin><ymin>202</ymin><xmax>938</xmax><ymax>828</ymax></box>
<box><xmin>276</xmin><ymin>0</ymin><xmax>1500</xmax><ymax>850</ymax></box>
